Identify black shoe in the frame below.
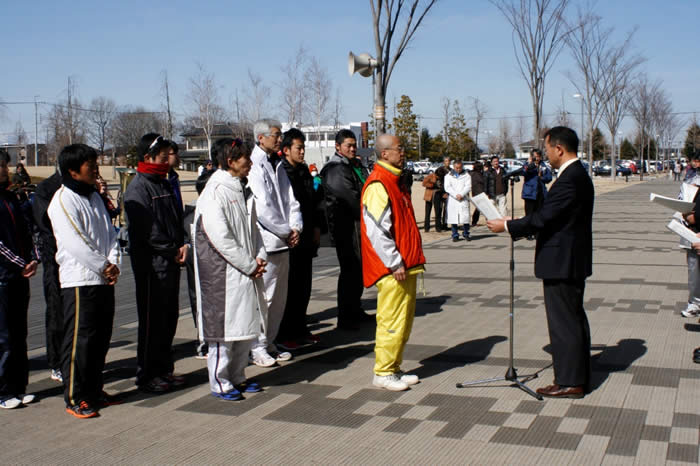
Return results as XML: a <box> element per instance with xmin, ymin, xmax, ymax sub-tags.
<box><xmin>452</xmin><ymin>237</ymin><xmax>461</xmax><ymax>242</ymax></box>
<box><xmin>96</xmin><ymin>391</ymin><xmax>123</xmax><ymax>408</ymax></box>
<box><xmin>464</xmin><ymin>235</ymin><xmax>471</xmax><ymax>242</ymax></box>
<box><xmin>66</xmin><ymin>400</ymin><xmax>99</xmax><ymax>419</ymax></box>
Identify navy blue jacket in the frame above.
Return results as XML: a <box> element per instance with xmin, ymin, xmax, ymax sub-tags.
<box><xmin>521</xmin><ymin>162</ymin><xmax>552</xmax><ymax>201</ymax></box>
<box><xmin>0</xmin><ymin>187</ymin><xmax>37</xmax><ymax>281</ymax></box>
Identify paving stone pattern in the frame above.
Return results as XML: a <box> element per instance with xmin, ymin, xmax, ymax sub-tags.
<box><xmin>4</xmin><ymin>179</ymin><xmax>700</xmax><ymax>465</ymax></box>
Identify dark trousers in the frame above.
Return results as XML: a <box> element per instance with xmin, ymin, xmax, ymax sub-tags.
<box><xmin>524</xmin><ymin>194</ymin><xmax>544</xmax><ymax>217</ymax></box>
<box><xmin>424</xmin><ymin>200</ymin><xmax>434</xmax><ymax>232</ymax></box>
<box><xmin>0</xmin><ymin>277</ymin><xmax>29</xmax><ymax>399</ymax></box>
<box><xmin>334</xmin><ymin>232</ymin><xmax>364</xmax><ymax>323</ymax></box>
<box><xmin>185</xmin><ymin>248</ymin><xmax>197</xmax><ymax>327</ymax></box>
<box><xmin>433</xmin><ymin>191</ymin><xmax>446</xmax><ymax>231</ymax></box>
<box><xmin>61</xmin><ymin>285</ymin><xmax>115</xmax><ymax>405</ymax></box>
<box><xmin>471</xmin><ymin>207</ymin><xmax>480</xmax><ymax>226</ymax></box>
<box><xmin>132</xmin><ymin>256</ymin><xmax>180</xmax><ymax>385</ymax></box>
<box><xmin>542</xmin><ymin>279</ymin><xmax>591</xmax><ymax>388</ymax></box>
<box><xmin>278</xmin><ymin>247</ymin><xmax>314</xmax><ymax>341</ymax></box>
<box><xmin>451</xmin><ymin>224</ymin><xmax>470</xmax><ymax>238</ymax></box>
<box><xmin>41</xmin><ymin>258</ymin><xmax>63</xmax><ymax>371</ymax></box>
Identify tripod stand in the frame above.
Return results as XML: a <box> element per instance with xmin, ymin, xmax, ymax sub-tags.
<box><xmin>456</xmin><ymin>174</ymin><xmax>545</xmax><ymax>400</ymax></box>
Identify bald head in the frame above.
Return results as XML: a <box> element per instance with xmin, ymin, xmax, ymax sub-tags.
<box><xmin>376</xmin><ymin>133</ymin><xmax>404</xmax><ymax>169</ymax></box>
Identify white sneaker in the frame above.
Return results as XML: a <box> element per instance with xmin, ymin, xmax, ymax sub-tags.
<box><xmin>681</xmin><ymin>306</ymin><xmax>700</xmax><ymax>317</ymax></box>
<box><xmin>250</xmin><ymin>348</ymin><xmax>276</xmax><ymax>367</ymax></box>
<box><xmin>373</xmin><ymin>374</ymin><xmax>409</xmax><ymax>391</ymax></box>
<box><xmin>20</xmin><ymin>394</ymin><xmax>35</xmax><ymax>404</ymax></box>
<box><xmin>273</xmin><ymin>351</ymin><xmax>292</xmax><ymax>362</ymax></box>
<box><xmin>0</xmin><ymin>397</ymin><xmax>22</xmax><ymax>409</ymax></box>
<box><xmin>397</xmin><ymin>371</ymin><xmax>419</xmax><ymax>386</ymax></box>
<box><xmin>50</xmin><ymin>369</ymin><xmax>63</xmax><ymax>383</ymax></box>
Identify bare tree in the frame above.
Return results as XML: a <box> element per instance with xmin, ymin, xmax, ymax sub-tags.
<box><xmin>441</xmin><ymin>96</ymin><xmax>451</xmax><ymax>144</ymax></box>
<box><xmin>243</xmin><ymin>69</ymin><xmax>271</xmax><ymax>123</ymax></box>
<box><xmin>564</xmin><ymin>5</ymin><xmax>611</xmax><ymax>172</ymax></box>
<box><xmin>471</xmin><ymin>97</ymin><xmax>487</xmax><ymax>158</ymax></box>
<box><xmin>161</xmin><ymin>71</ymin><xmax>175</xmax><ymax>139</ymax></box>
<box><xmin>304</xmin><ymin>56</ymin><xmax>333</xmax><ymax>158</ymax></box>
<box><xmin>628</xmin><ymin>74</ymin><xmax>662</xmax><ymax>179</ymax></box>
<box><xmin>279</xmin><ymin>45</ymin><xmax>308</xmax><ymax>126</ymax></box>
<box><xmin>651</xmin><ymin>89</ymin><xmax>682</xmax><ymax>171</ymax></box>
<box><xmin>370</xmin><ymin>0</ymin><xmax>439</xmax><ymax>133</ymax></box>
<box><xmin>490</xmin><ymin>0</ymin><xmax>570</xmax><ymax>146</ymax></box>
<box><xmin>600</xmin><ymin>28</ymin><xmax>644</xmax><ymax>181</ymax></box>
<box><xmin>111</xmin><ymin>107</ymin><xmax>164</xmax><ymax>153</ymax></box>
<box><xmin>14</xmin><ymin>121</ymin><xmax>28</xmax><ymax>145</ymax></box>
<box><xmin>332</xmin><ymin>87</ymin><xmax>343</xmax><ymax>129</ymax></box>
<box><xmin>186</xmin><ymin>63</ymin><xmax>227</xmax><ymax>159</ymax></box>
<box><xmin>86</xmin><ymin>97</ymin><xmax>116</xmax><ymax>157</ymax></box>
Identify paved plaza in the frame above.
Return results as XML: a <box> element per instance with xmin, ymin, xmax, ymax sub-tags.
<box><xmin>3</xmin><ymin>177</ymin><xmax>700</xmax><ymax>465</ymax></box>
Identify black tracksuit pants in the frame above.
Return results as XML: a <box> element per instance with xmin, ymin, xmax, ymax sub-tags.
<box><xmin>132</xmin><ymin>256</ymin><xmax>180</xmax><ymax>385</ymax></box>
<box><xmin>333</xmin><ymin>230</ymin><xmax>364</xmax><ymax>323</ymax></box>
<box><xmin>0</xmin><ymin>277</ymin><xmax>29</xmax><ymax>399</ymax></box>
<box><xmin>278</xmin><ymin>247</ymin><xmax>314</xmax><ymax>341</ymax></box>
<box><xmin>61</xmin><ymin>285</ymin><xmax>115</xmax><ymax>406</ymax></box>
<box><xmin>41</xmin><ymin>256</ymin><xmax>64</xmax><ymax>371</ymax></box>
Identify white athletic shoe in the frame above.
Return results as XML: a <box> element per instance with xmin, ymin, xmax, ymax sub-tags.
<box><xmin>20</xmin><ymin>394</ymin><xmax>35</xmax><ymax>404</ymax></box>
<box><xmin>373</xmin><ymin>374</ymin><xmax>409</xmax><ymax>391</ymax></box>
<box><xmin>0</xmin><ymin>397</ymin><xmax>22</xmax><ymax>409</ymax></box>
<box><xmin>250</xmin><ymin>348</ymin><xmax>276</xmax><ymax>367</ymax></box>
<box><xmin>50</xmin><ymin>369</ymin><xmax>63</xmax><ymax>383</ymax></box>
<box><xmin>273</xmin><ymin>351</ymin><xmax>292</xmax><ymax>362</ymax></box>
<box><xmin>681</xmin><ymin>306</ymin><xmax>700</xmax><ymax>317</ymax></box>
<box><xmin>397</xmin><ymin>371</ymin><xmax>419</xmax><ymax>386</ymax></box>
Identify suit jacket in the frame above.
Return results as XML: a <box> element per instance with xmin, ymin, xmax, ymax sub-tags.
<box><xmin>507</xmin><ymin>159</ymin><xmax>593</xmax><ymax>281</ymax></box>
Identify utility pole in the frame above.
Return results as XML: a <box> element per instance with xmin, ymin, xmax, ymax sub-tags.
<box><xmin>163</xmin><ymin>72</ymin><xmax>173</xmax><ymax>139</ymax></box>
<box><xmin>67</xmin><ymin>77</ymin><xmax>73</xmax><ymax>145</ymax></box>
<box><xmin>34</xmin><ymin>96</ymin><xmax>39</xmax><ymax>166</ymax></box>
<box><xmin>417</xmin><ymin>115</ymin><xmax>422</xmax><ymax>159</ymax></box>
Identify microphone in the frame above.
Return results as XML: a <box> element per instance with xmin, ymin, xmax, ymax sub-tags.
<box><xmin>503</xmin><ymin>167</ymin><xmax>525</xmax><ymax>179</ymax></box>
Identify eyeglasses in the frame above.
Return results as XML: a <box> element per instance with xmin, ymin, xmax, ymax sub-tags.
<box><xmin>386</xmin><ymin>146</ymin><xmax>405</xmax><ymax>152</ymax></box>
<box><xmin>267</xmin><ymin>132</ymin><xmax>283</xmax><ymax>139</ymax></box>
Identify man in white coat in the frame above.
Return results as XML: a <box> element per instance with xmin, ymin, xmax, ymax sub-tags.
<box><xmin>248</xmin><ymin>119</ymin><xmax>303</xmax><ymax>366</ymax></box>
<box><xmin>194</xmin><ymin>138</ymin><xmax>268</xmax><ymax>400</ymax></box>
<box><xmin>445</xmin><ymin>159</ymin><xmax>472</xmax><ymax>242</ymax></box>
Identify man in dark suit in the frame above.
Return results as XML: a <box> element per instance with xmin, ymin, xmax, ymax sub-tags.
<box><xmin>487</xmin><ymin>126</ymin><xmax>594</xmax><ymax>399</ymax></box>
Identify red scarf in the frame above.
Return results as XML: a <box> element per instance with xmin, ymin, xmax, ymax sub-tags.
<box><xmin>137</xmin><ymin>161</ymin><xmax>169</xmax><ymax>178</ymax></box>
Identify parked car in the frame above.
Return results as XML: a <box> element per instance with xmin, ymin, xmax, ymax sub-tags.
<box><xmin>593</xmin><ymin>162</ymin><xmax>631</xmax><ymax>177</ymax></box>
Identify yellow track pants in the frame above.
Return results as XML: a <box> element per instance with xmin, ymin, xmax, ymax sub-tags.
<box><xmin>374</xmin><ymin>273</ymin><xmax>417</xmax><ymax>376</ymax></box>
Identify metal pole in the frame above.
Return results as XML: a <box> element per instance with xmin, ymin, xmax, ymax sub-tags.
<box><xmin>34</xmin><ymin>96</ymin><xmax>39</xmax><ymax>166</ymax></box>
<box><xmin>580</xmin><ymin>98</ymin><xmax>584</xmax><ymax>158</ymax></box>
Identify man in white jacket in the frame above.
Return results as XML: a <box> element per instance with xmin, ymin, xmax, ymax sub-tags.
<box><xmin>194</xmin><ymin>138</ymin><xmax>267</xmax><ymax>400</ymax></box>
<box><xmin>248</xmin><ymin>119</ymin><xmax>303</xmax><ymax>366</ymax></box>
<box><xmin>48</xmin><ymin>144</ymin><xmax>120</xmax><ymax>419</ymax></box>
<box><xmin>445</xmin><ymin>160</ymin><xmax>472</xmax><ymax>242</ymax></box>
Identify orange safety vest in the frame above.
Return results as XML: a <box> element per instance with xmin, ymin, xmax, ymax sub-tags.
<box><xmin>360</xmin><ymin>163</ymin><xmax>425</xmax><ymax>287</ymax></box>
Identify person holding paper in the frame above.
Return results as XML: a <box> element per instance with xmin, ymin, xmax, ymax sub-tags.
<box><xmin>681</xmin><ymin>189</ymin><xmax>700</xmax><ymax>318</ymax></box>
<box><xmin>487</xmin><ymin>127</ymin><xmax>594</xmax><ymax>399</ymax></box>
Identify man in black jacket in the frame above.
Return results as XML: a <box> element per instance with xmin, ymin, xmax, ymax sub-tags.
<box><xmin>32</xmin><ymin>170</ymin><xmax>64</xmax><ymax>384</ymax></box>
<box><xmin>321</xmin><ymin>129</ymin><xmax>371</xmax><ymax>329</ymax></box>
<box><xmin>434</xmin><ymin>157</ymin><xmax>451</xmax><ymax>232</ymax></box>
<box><xmin>277</xmin><ymin>129</ymin><xmax>322</xmax><ymax>349</ymax></box>
<box><xmin>484</xmin><ymin>156</ymin><xmax>509</xmax><ymax>217</ymax></box>
<box><xmin>488</xmin><ymin>127</ymin><xmax>593</xmax><ymax>399</ymax></box>
<box><xmin>124</xmin><ymin>134</ymin><xmax>187</xmax><ymax>393</ymax></box>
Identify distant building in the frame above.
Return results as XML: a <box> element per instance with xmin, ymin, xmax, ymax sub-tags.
<box><xmin>0</xmin><ymin>143</ymin><xmax>49</xmax><ymax>166</ymax></box>
<box><xmin>180</xmin><ymin>123</ymin><xmax>249</xmax><ymax>171</ymax></box>
<box><xmin>281</xmin><ymin>122</ymin><xmax>369</xmax><ymax>168</ymax></box>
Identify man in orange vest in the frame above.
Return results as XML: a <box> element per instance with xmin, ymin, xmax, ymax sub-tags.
<box><xmin>361</xmin><ymin>134</ymin><xmax>426</xmax><ymax>391</ymax></box>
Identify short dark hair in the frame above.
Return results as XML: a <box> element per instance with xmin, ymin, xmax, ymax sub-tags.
<box><xmin>211</xmin><ymin>138</ymin><xmax>252</xmax><ymax>171</ymax></box>
<box><xmin>58</xmin><ymin>144</ymin><xmax>98</xmax><ymax>175</ymax></box>
<box><xmin>0</xmin><ymin>148</ymin><xmax>9</xmax><ymax>164</ymax></box>
<box><xmin>544</xmin><ymin>126</ymin><xmax>579</xmax><ymax>154</ymax></box>
<box><xmin>490</xmin><ymin>155</ymin><xmax>499</xmax><ymax>163</ymax></box>
<box><xmin>168</xmin><ymin>140</ymin><xmax>179</xmax><ymax>154</ymax></box>
<box><xmin>281</xmin><ymin>128</ymin><xmax>306</xmax><ymax>151</ymax></box>
<box><xmin>136</xmin><ymin>133</ymin><xmax>172</xmax><ymax>161</ymax></box>
<box><xmin>532</xmin><ymin>149</ymin><xmax>543</xmax><ymax>158</ymax></box>
<box><xmin>335</xmin><ymin>129</ymin><xmax>356</xmax><ymax>145</ymax></box>
<box><xmin>473</xmin><ymin>161</ymin><xmax>483</xmax><ymax>172</ymax></box>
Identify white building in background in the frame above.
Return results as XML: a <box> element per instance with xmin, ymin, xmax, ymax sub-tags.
<box><xmin>281</xmin><ymin>122</ymin><xmax>368</xmax><ymax>168</ymax></box>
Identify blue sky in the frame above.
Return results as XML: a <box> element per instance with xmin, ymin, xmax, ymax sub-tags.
<box><xmin>1</xmin><ymin>0</ymin><xmax>698</xmax><ymax>146</ymax></box>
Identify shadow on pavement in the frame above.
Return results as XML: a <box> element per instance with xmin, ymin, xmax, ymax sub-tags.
<box><xmin>589</xmin><ymin>338</ymin><xmax>647</xmax><ymax>391</ymax></box>
<box><xmin>414</xmin><ymin>335</ymin><xmax>508</xmax><ymax>380</ymax></box>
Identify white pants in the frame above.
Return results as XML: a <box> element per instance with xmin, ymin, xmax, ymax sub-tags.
<box><xmin>207</xmin><ymin>340</ymin><xmax>253</xmax><ymax>394</ymax></box>
<box><xmin>495</xmin><ymin>194</ymin><xmax>508</xmax><ymax>217</ymax></box>
<box><xmin>252</xmin><ymin>252</ymin><xmax>290</xmax><ymax>353</ymax></box>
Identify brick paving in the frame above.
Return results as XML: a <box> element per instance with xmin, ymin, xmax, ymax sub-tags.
<box><xmin>4</xmin><ymin>177</ymin><xmax>700</xmax><ymax>465</ymax></box>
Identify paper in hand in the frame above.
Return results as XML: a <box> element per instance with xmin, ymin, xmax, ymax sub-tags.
<box><xmin>650</xmin><ymin>193</ymin><xmax>695</xmax><ymax>214</ymax></box>
<box><xmin>667</xmin><ymin>219</ymin><xmax>700</xmax><ymax>244</ymax></box>
<box><xmin>471</xmin><ymin>193</ymin><xmax>503</xmax><ymax>220</ymax></box>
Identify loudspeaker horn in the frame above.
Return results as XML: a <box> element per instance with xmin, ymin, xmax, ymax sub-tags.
<box><xmin>348</xmin><ymin>52</ymin><xmax>376</xmax><ymax>78</ymax></box>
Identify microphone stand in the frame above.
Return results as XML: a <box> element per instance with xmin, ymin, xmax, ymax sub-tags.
<box><xmin>456</xmin><ymin>174</ymin><xmax>544</xmax><ymax>400</ymax></box>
